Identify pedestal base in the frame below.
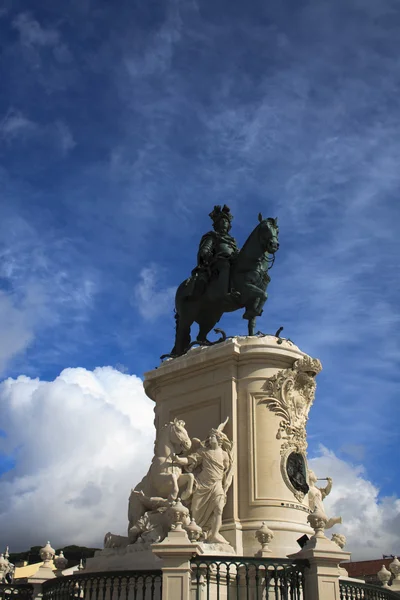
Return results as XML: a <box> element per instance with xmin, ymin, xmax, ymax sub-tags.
<box><xmin>145</xmin><ymin>336</ymin><xmax>320</xmax><ymax>557</ymax></box>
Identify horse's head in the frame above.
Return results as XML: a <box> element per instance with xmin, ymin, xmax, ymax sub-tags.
<box><xmin>168</xmin><ymin>418</ymin><xmax>192</xmax><ymax>453</ymax></box>
<box><xmin>258</xmin><ymin>214</ymin><xmax>279</xmax><ymax>254</ymax></box>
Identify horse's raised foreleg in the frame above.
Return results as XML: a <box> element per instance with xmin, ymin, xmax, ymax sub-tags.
<box><xmin>179</xmin><ymin>473</ymin><xmax>195</xmax><ymax>501</ymax></box>
<box><xmin>169</xmin><ymin>473</ymin><xmax>179</xmax><ymax>501</ymax></box>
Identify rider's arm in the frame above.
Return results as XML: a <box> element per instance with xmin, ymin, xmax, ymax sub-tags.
<box><xmin>198</xmin><ymin>234</ymin><xmax>214</xmax><ymax>264</ymax></box>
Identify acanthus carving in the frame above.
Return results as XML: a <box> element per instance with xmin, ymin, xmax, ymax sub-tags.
<box><xmin>261</xmin><ymin>355</ymin><xmax>322</xmax><ymax>455</ymax></box>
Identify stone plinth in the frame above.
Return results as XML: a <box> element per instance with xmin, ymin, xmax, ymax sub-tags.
<box><xmin>145</xmin><ymin>336</ymin><xmax>318</xmax><ymax>557</ymax></box>
<box><xmin>289</xmin><ymin>534</ymin><xmax>351</xmax><ymax>600</ymax></box>
<box><xmin>152</xmin><ymin>529</ymin><xmax>203</xmax><ymax>600</ymax></box>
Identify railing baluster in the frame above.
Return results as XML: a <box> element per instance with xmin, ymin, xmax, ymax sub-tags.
<box><xmin>254</xmin><ymin>564</ymin><xmax>260</xmax><ymax>600</ymax></box>
<box><xmin>194</xmin><ymin>565</ymin><xmax>201</xmax><ymax>600</ymax></box>
<box><xmin>216</xmin><ymin>562</ymin><xmax>221</xmax><ymax>600</ymax></box>
<box><xmin>206</xmin><ymin>561</ymin><xmax>211</xmax><ymax>600</ymax></box>
<box><xmin>235</xmin><ymin>563</ymin><xmax>240</xmax><ymax>600</ymax></box>
<box><xmin>338</xmin><ymin>580</ymin><xmax>398</xmax><ymax>600</ymax></box>
<box><xmin>226</xmin><ymin>562</ymin><xmax>231</xmax><ymax>600</ymax></box>
<box><xmin>150</xmin><ymin>573</ymin><xmax>155</xmax><ymax>600</ymax></box>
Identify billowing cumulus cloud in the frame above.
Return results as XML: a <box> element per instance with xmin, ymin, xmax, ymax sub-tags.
<box><xmin>0</xmin><ymin>367</ymin><xmax>155</xmax><ymax>550</ymax></box>
<box><xmin>310</xmin><ymin>447</ymin><xmax>400</xmax><ymax>560</ymax></box>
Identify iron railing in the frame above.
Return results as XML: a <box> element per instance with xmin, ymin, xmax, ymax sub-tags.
<box><xmin>340</xmin><ymin>580</ymin><xmax>399</xmax><ymax>599</ymax></box>
<box><xmin>0</xmin><ymin>584</ymin><xmax>33</xmax><ymax>600</ymax></box>
<box><xmin>42</xmin><ymin>570</ymin><xmax>162</xmax><ymax>600</ymax></box>
<box><xmin>191</xmin><ymin>555</ymin><xmax>308</xmax><ymax>599</ymax></box>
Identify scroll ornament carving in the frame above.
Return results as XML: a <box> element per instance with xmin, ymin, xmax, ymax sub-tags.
<box><xmin>262</xmin><ymin>355</ymin><xmax>322</xmax><ymax>454</ymax></box>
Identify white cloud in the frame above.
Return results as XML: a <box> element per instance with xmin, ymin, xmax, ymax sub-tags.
<box><xmin>12</xmin><ymin>12</ymin><xmax>72</xmax><ymax>67</ymax></box>
<box><xmin>55</xmin><ymin>121</ymin><xmax>76</xmax><ymax>154</ymax></box>
<box><xmin>0</xmin><ymin>110</ymin><xmax>75</xmax><ymax>153</ymax></box>
<box><xmin>134</xmin><ymin>264</ymin><xmax>175</xmax><ymax>321</ymax></box>
<box><xmin>0</xmin><ymin>284</ymin><xmax>50</xmax><ymax>376</ymax></box>
<box><xmin>12</xmin><ymin>12</ymin><xmax>60</xmax><ymax>48</ymax></box>
<box><xmin>123</xmin><ymin>1</ymin><xmax>182</xmax><ymax>79</ymax></box>
<box><xmin>310</xmin><ymin>447</ymin><xmax>400</xmax><ymax>560</ymax></box>
<box><xmin>0</xmin><ymin>367</ymin><xmax>155</xmax><ymax>550</ymax></box>
<box><xmin>0</xmin><ymin>214</ymin><xmax>97</xmax><ymax>373</ymax></box>
<box><xmin>0</xmin><ymin>109</ymin><xmax>37</xmax><ymax>141</ymax></box>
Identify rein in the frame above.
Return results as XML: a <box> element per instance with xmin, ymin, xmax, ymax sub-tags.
<box><xmin>266</xmin><ymin>253</ymin><xmax>275</xmax><ymax>270</ymax></box>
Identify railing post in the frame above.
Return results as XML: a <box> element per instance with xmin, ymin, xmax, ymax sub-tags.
<box><xmin>288</xmin><ymin>533</ymin><xmax>350</xmax><ymax>600</ymax></box>
<box><xmin>27</xmin><ymin>565</ymin><xmax>56</xmax><ymax>600</ymax></box>
<box><xmin>26</xmin><ymin>541</ymin><xmax>57</xmax><ymax>600</ymax></box>
<box><xmin>389</xmin><ymin>557</ymin><xmax>400</xmax><ymax>594</ymax></box>
<box><xmin>152</xmin><ymin>528</ymin><xmax>203</xmax><ymax>600</ymax></box>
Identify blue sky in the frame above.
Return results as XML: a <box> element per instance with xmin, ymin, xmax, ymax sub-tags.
<box><xmin>0</xmin><ymin>0</ymin><xmax>399</xmax><ymax>555</ymax></box>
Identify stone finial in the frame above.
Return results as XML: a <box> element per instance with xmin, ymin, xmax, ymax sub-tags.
<box><xmin>390</xmin><ymin>556</ymin><xmax>400</xmax><ymax>581</ymax></box>
<box><xmin>331</xmin><ymin>533</ymin><xmax>346</xmax><ymax>549</ymax></box>
<box><xmin>255</xmin><ymin>522</ymin><xmax>274</xmax><ymax>556</ymax></box>
<box><xmin>377</xmin><ymin>565</ymin><xmax>392</xmax><ymax>588</ymax></box>
<box><xmin>54</xmin><ymin>550</ymin><xmax>68</xmax><ymax>571</ymax></box>
<box><xmin>77</xmin><ymin>559</ymin><xmax>85</xmax><ymax>571</ymax></box>
<box><xmin>40</xmin><ymin>541</ymin><xmax>55</xmax><ymax>566</ymax></box>
<box><xmin>0</xmin><ymin>553</ymin><xmax>9</xmax><ymax>581</ymax></box>
<box><xmin>4</xmin><ymin>547</ymin><xmax>9</xmax><ymax>560</ymax></box>
<box><xmin>307</xmin><ymin>507</ymin><xmax>328</xmax><ymax>538</ymax></box>
<box><xmin>185</xmin><ymin>519</ymin><xmax>203</xmax><ymax>542</ymax></box>
<box><xmin>166</xmin><ymin>498</ymin><xmax>190</xmax><ymax>532</ymax></box>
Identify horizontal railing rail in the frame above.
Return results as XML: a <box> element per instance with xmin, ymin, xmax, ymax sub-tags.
<box><xmin>0</xmin><ymin>584</ymin><xmax>34</xmax><ymax>600</ymax></box>
<box><xmin>340</xmin><ymin>580</ymin><xmax>399</xmax><ymax>599</ymax></box>
<box><xmin>42</xmin><ymin>570</ymin><xmax>162</xmax><ymax>600</ymax></box>
<box><xmin>191</xmin><ymin>555</ymin><xmax>308</xmax><ymax>599</ymax></box>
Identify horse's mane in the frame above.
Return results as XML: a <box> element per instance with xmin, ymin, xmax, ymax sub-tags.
<box><xmin>239</xmin><ymin>221</ymin><xmax>263</xmax><ymax>253</ymax></box>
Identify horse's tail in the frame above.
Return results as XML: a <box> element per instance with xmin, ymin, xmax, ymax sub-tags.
<box><xmin>169</xmin><ymin>282</ymin><xmax>195</xmax><ymax>356</ymax></box>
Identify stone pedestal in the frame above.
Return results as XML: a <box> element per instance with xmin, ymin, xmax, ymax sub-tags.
<box><xmin>145</xmin><ymin>336</ymin><xmax>319</xmax><ymax>557</ymax></box>
<box><xmin>152</xmin><ymin>529</ymin><xmax>203</xmax><ymax>600</ymax></box>
<box><xmin>28</xmin><ymin>563</ymin><xmax>56</xmax><ymax>600</ymax></box>
<box><xmin>288</xmin><ymin>534</ymin><xmax>351</xmax><ymax>600</ymax></box>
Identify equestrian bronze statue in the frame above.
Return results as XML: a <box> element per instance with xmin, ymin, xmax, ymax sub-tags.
<box><xmin>171</xmin><ymin>205</ymin><xmax>279</xmax><ymax>356</ymax></box>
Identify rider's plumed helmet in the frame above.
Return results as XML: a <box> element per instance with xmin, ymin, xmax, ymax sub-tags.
<box><xmin>209</xmin><ymin>205</ymin><xmax>233</xmax><ymax>231</ymax></box>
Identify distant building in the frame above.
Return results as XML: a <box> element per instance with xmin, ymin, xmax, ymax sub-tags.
<box><xmin>342</xmin><ymin>557</ymin><xmax>398</xmax><ymax>585</ymax></box>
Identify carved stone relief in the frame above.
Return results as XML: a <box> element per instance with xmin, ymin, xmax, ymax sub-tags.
<box><xmin>105</xmin><ymin>417</ymin><xmax>234</xmax><ymax>551</ymax></box>
<box><xmin>260</xmin><ymin>355</ymin><xmax>322</xmax><ymax>500</ymax></box>
<box><xmin>261</xmin><ymin>355</ymin><xmax>322</xmax><ymax>453</ymax></box>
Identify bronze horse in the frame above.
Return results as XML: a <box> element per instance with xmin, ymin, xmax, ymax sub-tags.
<box><xmin>171</xmin><ymin>215</ymin><xmax>279</xmax><ymax>356</ymax></box>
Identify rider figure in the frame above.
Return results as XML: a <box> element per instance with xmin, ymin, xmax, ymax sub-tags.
<box><xmin>196</xmin><ymin>205</ymin><xmax>239</xmax><ymax>302</ymax></box>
